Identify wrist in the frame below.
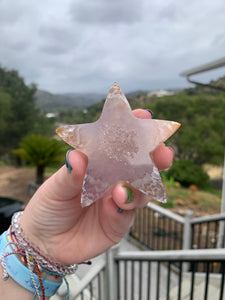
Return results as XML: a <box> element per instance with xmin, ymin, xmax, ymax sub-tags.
<box><xmin>12</xmin><ymin>211</ymin><xmax>79</xmax><ymax>275</ymax></box>
<box><xmin>0</xmin><ymin>230</ymin><xmax>63</xmax><ymax>298</ymax></box>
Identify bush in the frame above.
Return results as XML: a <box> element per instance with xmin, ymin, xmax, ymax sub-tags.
<box><xmin>159</xmin><ymin>198</ymin><xmax>175</xmax><ymax>208</ymax></box>
<box><xmin>166</xmin><ymin>159</ymin><xmax>209</xmax><ymax>189</ymax></box>
<box><xmin>13</xmin><ymin>134</ymin><xmax>68</xmax><ymax>184</ymax></box>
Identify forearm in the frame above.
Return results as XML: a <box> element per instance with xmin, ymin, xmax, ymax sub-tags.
<box><xmin>0</xmin><ymin>264</ymin><xmax>47</xmax><ymax>300</ymax></box>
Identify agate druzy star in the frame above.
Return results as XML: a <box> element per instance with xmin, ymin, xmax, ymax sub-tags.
<box><xmin>56</xmin><ymin>83</ymin><xmax>180</xmax><ymax>207</ymax></box>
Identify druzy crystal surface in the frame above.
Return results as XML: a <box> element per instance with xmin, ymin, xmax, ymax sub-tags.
<box><xmin>56</xmin><ymin>83</ymin><xmax>180</xmax><ymax>207</ymax></box>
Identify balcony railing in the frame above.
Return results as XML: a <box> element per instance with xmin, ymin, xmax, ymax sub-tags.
<box><xmin>53</xmin><ymin>259</ymin><xmax>106</xmax><ymax>300</ymax></box>
<box><xmin>115</xmin><ymin>249</ymin><xmax>225</xmax><ymax>300</ymax></box>
<box><xmin>53</xmin><ymin>204</ymin><xmax>225</xmax><ymax>300</ymax></box>
<box><xmin>131</xmin><ymin>202</ymin><xmax>184</xmax><ymax>250</ymax></box>
<box><xmin>191</xmin><ymin>214</ymin><xmax>225</xmax><ymax>249</ymax></box>
<box><xmin>54</xmin><ymin>247</ymin><xmax>225</xmax><ymax>300</ymax></box>
<box><xmin>130</xmin><ymin>202</ymin><xmax>225</xmax><ymax>251</ymax></box>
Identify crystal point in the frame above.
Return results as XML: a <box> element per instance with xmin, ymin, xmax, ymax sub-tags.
<box><xmin>57</xmin><ymin>83</ymin><xmax>180</xmax><ymax>207</ymax></box>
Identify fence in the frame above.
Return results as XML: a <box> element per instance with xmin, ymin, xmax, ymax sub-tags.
<box><xmin>54</xmin><ymin>204</ymin><xmax>225</xmax><ymax>299</ymax></box>
<box><xmin>191</xmin><ymin>214</ymin><xmax>225</xmax><ymax>249</ymax></box>
<box><xmin>131</xmin><ymin>202</ymin><xmax>184</xmax><ymax>250</ymax></box>
<box><xmin>55</xmin><ymin>247</ymin><xmax>225</xmax><ymax>300</ymax></box>
<box><xmin>54</xmin><ymin>260</ymin><xmax>106</xmax><ymax>300</ymax></box>
<box><xmin>73</xmin><ymin>269</ymin><xmax>105</xmax><ymax>300</ymax></box>
<box><xmin>130</xmin><ymin>202</ymin><xmax>225</xmax><ymax>251</ymax></box>
<box><xmin>115</xmin><ymin>249</ymin><xmax>225</xmax><ymax>300</ymax></box>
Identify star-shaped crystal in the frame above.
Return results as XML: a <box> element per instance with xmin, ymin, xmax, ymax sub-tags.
<box><xmin>56</xmin><ymin>83</ymin><xmax>180</xmax><ymax>207</ymax></box>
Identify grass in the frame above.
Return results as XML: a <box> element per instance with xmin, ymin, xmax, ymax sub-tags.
<box><xmin>160</xmin><ymin>170</ymin><xmax>223</xmax><ymax>215</ymax></box>
<box><xmin>159</xmin><ymin>183</ymin><xmax>222</xmax><ymax>215</ymax></box>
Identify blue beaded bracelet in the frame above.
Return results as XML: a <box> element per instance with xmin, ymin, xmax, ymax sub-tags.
<box><xmin>0</xmin><ymin>230</ymin><xmax>62</xmax><ymax>297</ymax></box>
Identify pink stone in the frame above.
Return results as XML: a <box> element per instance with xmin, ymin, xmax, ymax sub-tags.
<box><xmin>57</xmin><ymin>83</ymin><xmax>180</xmax><ymax>207</ymax></box>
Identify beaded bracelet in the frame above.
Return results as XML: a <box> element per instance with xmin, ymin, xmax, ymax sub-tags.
<box><xmin>0</xmin><ymin>230</ymin><xmax>63</xmax><ymax>299</ymax></box>
<box><xmin>11</xmin><ymin>211</ymin><xmax>79</xmax><ymax>275</ymax></box>
<box><xmin>0</xmin><ymin>211</ymin><xmax>91</xmax><ymax>300</ymax></box>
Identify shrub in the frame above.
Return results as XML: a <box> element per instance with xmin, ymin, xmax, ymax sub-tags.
<box><xmin>159</xmin><ymin>198</ymin><xmax>175</xmax><ymax>208</ymax></box>
<box><xmin>13</xmin><ymin>134</ymin><xmax>67</xmax><ymax>184</ymax></box>
<box><xmin>166</xmin><ymin>159</ymin><xmax>209</xmax><ymax>189</ymax></box>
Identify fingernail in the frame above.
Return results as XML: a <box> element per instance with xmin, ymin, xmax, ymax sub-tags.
<box><xmin>124</xmin><ymin>187</ymin><xmax>134</xmax><ymax>203</ymax></box>
<box><xmin>66</xmin><ymin>150</ymin><xmax>73</xmax><ymax>174</ymax></box>
<box><xmin>145</xmin><ymin>109</ymin><xmax>154</xmax><ymax>118</ymax></box>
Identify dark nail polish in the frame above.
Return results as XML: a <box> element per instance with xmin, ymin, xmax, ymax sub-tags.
<box><xmin>66</xmin><ymin>150</ymin><xmax>73</xmax><ymax>174</ymax></box>
<box><xmin>145</xmin><ymin>109</ymin><xmax>154</xmax><ymax>118</ymax></box>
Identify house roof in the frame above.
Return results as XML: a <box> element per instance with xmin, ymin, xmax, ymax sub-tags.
<box><xmin>180</xmin><ymin>56</ymin><xmax>225</xmax><ymax>91</ymax></box>
<box><xmin>180</xmin><ymin>56</ymin><xmax>225</xmax><ymax>77</ymax></box>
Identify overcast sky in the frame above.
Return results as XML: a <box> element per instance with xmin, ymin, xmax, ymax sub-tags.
<box><xmin>1</xmin><ymin>0</ymin><xmax>225</xmax><ymax>94</ymax></box>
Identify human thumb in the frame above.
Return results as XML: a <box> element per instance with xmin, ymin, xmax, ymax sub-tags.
<box><xmin>40</xmin><ymin>149</ymin><xmax>88</xmax><ymax>201</ymax></box>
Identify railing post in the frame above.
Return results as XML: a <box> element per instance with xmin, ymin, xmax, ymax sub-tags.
<box><xmin>183</xmin><ymin>210</ymin><xmax>194</xmax><ymax>250</ymax></box>
<box><xmin>105</xmin><ymin>244</ymin><xmax>119</xmax><ymax>300</ymax></box>
<box><xmin>217</xmin><ymin>221</ymin><xmax>225</xmax><ymax>248</ymax></box>
<box><xmin>218</xmin><ymin>152</ymin><xmax>225</xmax><ymax>248</ymax></box>
<box><xmin>182</xmin><ymin>210</ymin><xmax>194</xmax><ymax>272</ymax></box>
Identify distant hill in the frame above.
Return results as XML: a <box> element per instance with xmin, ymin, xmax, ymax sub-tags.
<box><xmin>34</xmin><ymin>90</ymin><xmax>105</xmax><ymax>112</ymax></box>
<box><xmin>35</xmin><ymin>87</ymin><xmax>183</xmax><ymax>113</ymax></box>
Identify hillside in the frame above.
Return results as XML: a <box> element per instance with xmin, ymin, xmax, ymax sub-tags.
<box><xmin>34</xmin><ymin>87</ymin><xmax>182</xmax><ymax>113</ymax></box>
<box><xmin>34</xmin><ymin>89</ymin><xmax>105</xmax><ymax>112</ymax></box>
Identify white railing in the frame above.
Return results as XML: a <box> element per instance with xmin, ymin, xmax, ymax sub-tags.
<box><xmin>131</xmin><ymin>202</ymin><xmax>225</xmax><ymax>251</ymax></box>
<box><xmin>54</xmin><ymin>204</ymin><xmax>225</xmax><ymax>300</ymax></box>
<box><xmin>114</xmin><ymin>248</ymin><xmax>225</xmax><ymax>300</ymax></box>
<box><xmin>52</xmin><ymin>259</ymin><xmax>106</xmax><ymax>300</ymax></box>
<box><xmin>54</xmin><ymin>245</ymin><xmax>225</xmax><ymax>300</ymax></box>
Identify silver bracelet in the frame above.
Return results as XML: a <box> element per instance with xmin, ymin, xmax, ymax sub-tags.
<box><xmin>11</xmin><ymin>211</ymin><xmax>78</xmax><ymax>276</ymax></box>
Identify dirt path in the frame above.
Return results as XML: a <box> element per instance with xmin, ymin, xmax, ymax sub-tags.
<box><xmin>0</xmin><ymin>166</ymin><xmax>36</xmax><ymax>203</ymax></box>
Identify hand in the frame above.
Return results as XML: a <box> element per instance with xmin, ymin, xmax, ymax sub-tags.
<box><xmin>21</xmin><ymin>109</ymin><xmax>174</xmax><ymax>265</ymax></box>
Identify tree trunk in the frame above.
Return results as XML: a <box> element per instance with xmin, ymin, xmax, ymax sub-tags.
<box><xmin>36</xmin><ymin>165</ymin><xmax>45</xmax><ymax>184</ymax></box>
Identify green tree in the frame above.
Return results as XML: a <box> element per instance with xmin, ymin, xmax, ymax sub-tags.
<box><xmin>147</xmin><ymin>92</ymin><xmax>225</xmax><ymax>166</ymax></box>
<box><xmin>13</xmin><ymin>134</ymin><xmax>67</xmax><ymax>184</ymax></box>
<box><xmin>0</xmin><ymin>66</ymin><xmax>54</xmax><ymax>158</ymax></box>
<box><xmin>69</xmin><ymin>88</ymin><xmax>225</xmax><ymax>166</ymax></box>
<box><xmin>0</xmin><ymin>89</ymin><xmax>12</xmax><ymax>131</ymax></box>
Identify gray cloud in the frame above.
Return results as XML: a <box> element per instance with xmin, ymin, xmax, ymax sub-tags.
<box><xmin>39</xmin><ymin>25</ymin><xmax>78</xmax><ymax>55</ymax></box>
<box><xmin>70</xmin><ymin>0</ymin><xmax>143</xmax><ymax>24</ymax></box>
<box><xmin>0</xmin><ymin>0</ymin><xmax>225</xmax><ymax>93</ymax></box>
<box><xmin>0</xmin><ymin>1</ymin><xmax>26</xmax><ymax>25</ymax></box>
